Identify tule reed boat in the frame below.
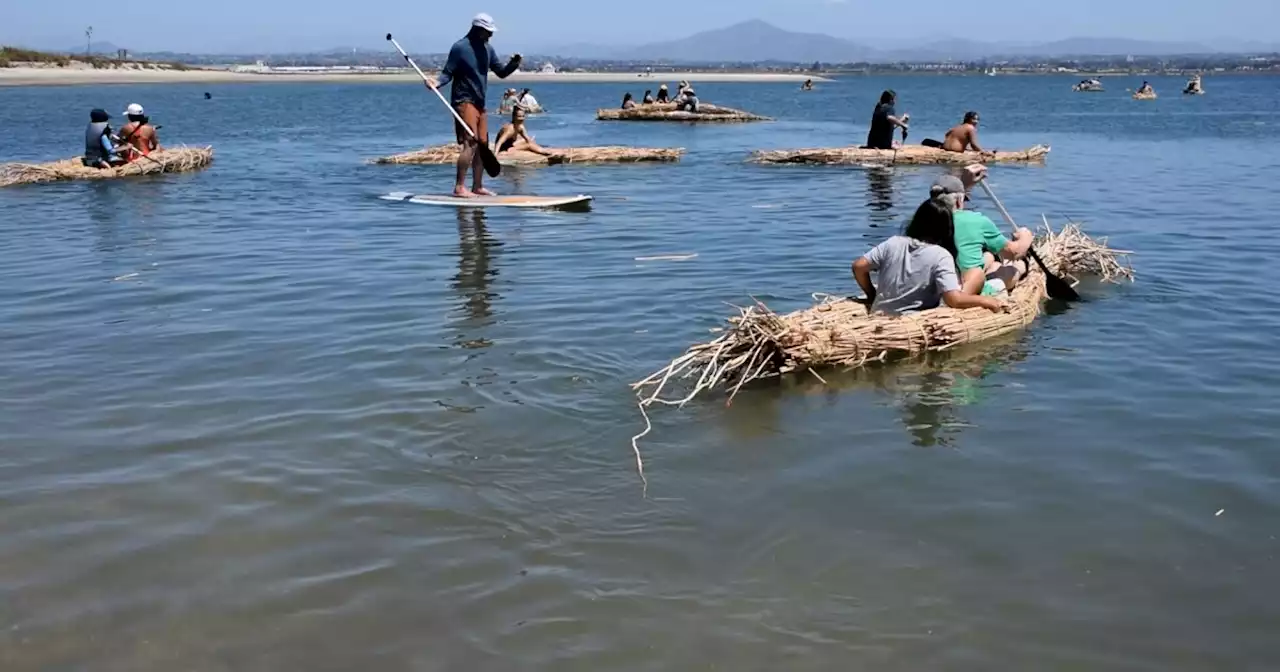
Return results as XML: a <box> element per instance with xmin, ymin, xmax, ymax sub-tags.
<box><xmin>597</xmin><ymin>102</ymin><xmax>770</xmax><ymax>123</ymax></box>
<box><xmin>0</xmin><ymin>147</ymin><xmax>214</xmax><ymax>188</ymax></box>
<box><xmin>373</xmin><ymin>144</ymin><xmax>684</xmax><ymax>166</ymax></box>
<box><xmin>750</xmin><ymin>144</ymin><xmax>1051</xmax><ymax>166</ymax></box>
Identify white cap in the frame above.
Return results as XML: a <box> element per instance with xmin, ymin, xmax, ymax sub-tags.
<box><xmin>124</xmin><ymin>103</ymin><xmax>145</xmax><ymax>116</ymax></box>
<box><xmin>472</xmin><ymin>13</ymin><xmax>497</xmax><ymax>32</ymax></box>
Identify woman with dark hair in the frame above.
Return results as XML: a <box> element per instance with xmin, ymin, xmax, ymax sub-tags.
<box><xmin>621</xmin><ymin>92</ymin><xmax>636</xmax><ymax>109</ymax></box>
<box><xmin>642</xmin><ymin>89</ymin><xmax>654</xmax><ymax>104</ymax></box>
<box><xmin>865</xmin><ymin>89</ymin><xmax>909</xmax><ymax>150</ymax></box>
<box><xmin>852</xmin><ymin>197</ymin><xmax>1006</xmax><ymax>315</ymax></box>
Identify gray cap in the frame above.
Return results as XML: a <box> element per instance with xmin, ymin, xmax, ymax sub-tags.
<box><xmin>930</xmin><ymin>175</ymin><xmax>965</xmax><ymax>197</ymax></box>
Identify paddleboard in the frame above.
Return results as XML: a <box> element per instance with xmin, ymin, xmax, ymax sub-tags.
<box><xmin>381</xmin><ymin>191</ymin><xmax>592</xmax><ymax>209</ymax></box>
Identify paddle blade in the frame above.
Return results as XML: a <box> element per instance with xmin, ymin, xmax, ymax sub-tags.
<box><xmin>1030</xmin><ymin>249</ymin><xmax>1081</xmax><ymax>302</ymax></box>
<box><xmin>478</xmin><ymin>144</ymin><xmax>502</xmax><ymax>177</ymax></box>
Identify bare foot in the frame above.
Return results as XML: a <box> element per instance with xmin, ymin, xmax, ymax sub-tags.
<box><xmin>472</xmin><ymin>187</ymin><xmax>497</xmax><ymax>197</ymax></box>
<box><xmin>452</xmin><ymin>186</ymin><xmax>476</xmax><ymax>198</ymax></box>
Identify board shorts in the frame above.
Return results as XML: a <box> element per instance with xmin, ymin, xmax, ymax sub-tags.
<box><xmin>981</xmin><ymin>263</ymin><xmax>1020</xmax><ymax>296</ymax></box>
<box><xmin>454</xmin><ymin>102</ymin><xmax>488</xmax><ymax>146</ymax></box>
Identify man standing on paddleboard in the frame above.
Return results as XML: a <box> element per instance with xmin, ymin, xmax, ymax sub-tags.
<box><xmin>427</xmin><ymin>13</ymin><xmax>522</xmax><ymax>198</ymax></box>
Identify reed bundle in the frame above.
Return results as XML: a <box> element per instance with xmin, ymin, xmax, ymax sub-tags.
<box><xmin>627</xmin><ymin>222</ymin><xmax>1132</xmax><ymax>483</ymax></box>
<box><xmin>0</xmin><ymin>147</ymin><xmax>214</xmax><ymax>188</ymax></box>
<box><xmin>1133</xmin><ymin>92</ymin><xmax>1158</xmax><ymax>100</ymax></box>
<box><xmin>597</xmin><ymin>103</ymin><xmax>770</xmax><ymax>122</ymax></box>
<box><xmin>750</xmin><ymin>144</ymin><xmax>1051</xmax><ymax>166</ymax></box>
<box><xmin>373</xmin><ymin>144</ymin><xmax>684</xmax><ymax>166</ymax></box>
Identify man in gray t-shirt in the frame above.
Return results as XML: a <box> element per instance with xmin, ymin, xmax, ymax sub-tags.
<box><xmin>858</xmin><ymin>236</ymin><xmax>961</xmax><ymax>314</ymax></box>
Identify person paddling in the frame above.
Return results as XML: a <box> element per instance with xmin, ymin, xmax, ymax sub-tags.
<box><xmin>117</xmin><ymin>103</ymin><xmax>161</xmax><ymax>161</ymax></box>
<box><xmin>865</xmin><ymin>90</ymin><xmax>909</xmax><ymax>150</ymax></box>
<box><xmin>426</xmin><ymin>13</ymin><xmax>521</xmax><ymax>198</ymax></box>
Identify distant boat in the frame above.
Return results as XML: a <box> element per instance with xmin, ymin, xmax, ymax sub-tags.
<box><xmin>1073</xmin><ymin>79</ymin><xmax>1104</xmax><ymax>92</ymax></box>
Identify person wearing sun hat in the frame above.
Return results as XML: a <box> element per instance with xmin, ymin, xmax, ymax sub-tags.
<box><xmin>117</xmin><ymin>103</ymin><xmax>161</xmax><ymax>161</ymax></box>
<box><xmin>427</xmin><ymin>13</ymin><xmax>522</xmax><ymax>197</ymax></box>
<box><xmin>82</xmin><ymin>108</ymin><xmax>125</xmax><ymax>168</ymax></box>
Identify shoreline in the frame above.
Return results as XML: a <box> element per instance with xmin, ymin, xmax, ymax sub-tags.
<box><xmin>0</xmin><ymin>67</ymin><xmax>827</xmax><ymax>87</ymax></box>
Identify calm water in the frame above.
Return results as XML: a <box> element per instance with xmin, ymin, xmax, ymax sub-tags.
<box><xmin>2</xmin><ymin>74</ymin><xmax>1280</xmax><ymax>670</ymax></box>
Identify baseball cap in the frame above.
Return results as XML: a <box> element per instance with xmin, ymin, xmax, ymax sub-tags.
<box><xmin>930</xmin><ymin>175</ymin><xmax>966</xmax><ymax>197</ymax></box>
<box><xmin>124</xmin><ymin>103</ymin><xmax>145</xmax><ymax>116</ymax></box>
<box><xmin>472</xmin><ymin>13</ymin><xmax>497</xmax><ymax>32</ymax></box>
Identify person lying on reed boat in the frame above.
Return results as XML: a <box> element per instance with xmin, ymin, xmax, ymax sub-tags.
<box><xmin>674</xmin><ymin>87</ymin><xmax>699</xmax><ymax>113</ymax></box>
<box><xmin>642</xmin><ymin>89</ymin><xmax>655</xmax><ymax>104</ymax></box>
<box><xmin>940</xmin><ymin>111</ymin><xmax>989</xmax><ymax>154</ymax></box>
<box><xmin>853</xmin><ymin>197</ymin><xmax>1007</xmax><ymax>315</ymax></box>
<box><xmin>621</xmin><ymin>92</ymin><xmax>637</xmax><ymax>109</ymax></box>
<box><xmin>83</xmin><ymin>108</ymin><xmax>126</xmax><ymax>169</ymax></box>
<box><xmin>932</xmin><ymin>170</ymin><xmax>1033</xmax><ymax>297</ymax></box>
<box><xmin>865</xmin><ymin>90</ymin><xmax>909</xmax><ymax>150</ymax></box>
<box><xmin>117</xmin><ymin>103</ymin><xmax>161</xmax><ymax>161</ymax></box>
<box><xmin>492</xmin><ymin>104</ymin><xmax>553</xmax><ymax>157</ymax></box>
<box><xmin>655</xmin><ymin>84</ymin><xmax>670</xmax><ymax>103</ymax></box>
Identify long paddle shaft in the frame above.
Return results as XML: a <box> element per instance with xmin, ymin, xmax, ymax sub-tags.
<box><xmin>386</xmin><ymin>33</ymin><xmax>501</xmax><ymax>178</ymax></box>
<box><xmin>977</xmin><ymin>180</ymin><xmax>1081</xmax><ymax>302</ymax></box>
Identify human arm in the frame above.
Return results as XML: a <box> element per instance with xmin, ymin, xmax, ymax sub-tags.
<box><xmin>852</xmin><ymin>257</ymin><xmax>877</xmax><ymax>306</ymax></box>
<box><xmin>430</xmin><ymin>43</ymin><xmax>463</xmax><ymax>89</ymax></box>
<box><xmin>935</xmin><ymin>254</ymin><xmax>1003</xmax><ymax>312</ymax></box>
<box><xmin>518</xmin><ymin>127</ymin><xmax>554</xmax><ymax>156</ymax></box>
<box><xmin>490</xmin><ymin>44</ymin><xmax>521</xmax><ymax>78</ymax></box>
<box><xmin>887</xmin><ymin>114</ymin><xmax>909</xmax><ymax>131</ymax></box>
<box><xmin>966</xmin><ymin>127</ymin><xmax>985</xmax><ymax>153</ymax></box>
<box><xmin>1000</xmin><ymin>227</ymin><xmax>1033</xmax><ymax>259</ymax></box>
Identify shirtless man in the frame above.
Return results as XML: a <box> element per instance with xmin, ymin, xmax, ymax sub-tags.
<box><xmin>117</xmin><ymin>103</ymin><xmax>161</xmax><ymax>160</ymax></box>
<box><xmin>942</xmin><ymin>111</ymin><xmax>989</xmax><ymax>154</ymax></box>
<box><xmin>426</xmin><ymin>13</ymin><xmax>521</xmax><ymax>197</ymax></box>
<box><xmin>492</xmin><ymin>105</ymin><xmax>553</xmax><ymax>157</ymax></box>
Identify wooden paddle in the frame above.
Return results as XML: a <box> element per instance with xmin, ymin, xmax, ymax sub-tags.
<box><xmin>387</xmin><ymin>33</ymin><xmax>501</xmax><ymax>178</ymax></box>
<box><xmin>977</xmin><ymin>180</ymin><xmax>1081</xmax><ymax>302</ymax></box>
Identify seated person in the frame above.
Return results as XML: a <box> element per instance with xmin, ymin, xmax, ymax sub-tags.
<box><xmin>674</xmin><ymin>87</ymin><xmax>699</xmax><ymax>113</ymax></box>
<box><xmin>931</xmin><ymin>170</ymin><xmax>1033</xmax><ymax>297</ymax></box>
<box><xmin>621</xmin><ymin>92</ymin><xmax>636</xmax><ymax>109</ymax></box>
<box><xmin>492</xmin><ymin>105</ymin><xmax>554</xmax><ymax>156</ymax></box>
<box><xmin>82</xmin><ymin>108</ymin><xmax>125</xmax><ymax>169</ymax></box>
<box><xmin>642</xmin><ymin>89</ymin><xmax>654</xmax><ymax>104</ymax></box>
<box><xmin>117</xmin><ymin>103</ymin><xmax>161</xmax><ymax>160</ymax></box>
<box><xmin>853</xmin><ymin>197</ymin><xmax>1006</xmax><ymax>315</ymax></box>
<box><xmin>655</xmin><ymin>84</ymin><xmax>670</xmax><ymax>103</ymax></box>
<box><xmin>941</xmin><ymin>111</ymin><xmax>989</xmax><ymax>154</ymax></box>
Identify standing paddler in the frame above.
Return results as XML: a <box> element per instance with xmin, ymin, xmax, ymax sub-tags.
<box><xmin>426</xmin><ymin>13</ymin><xmax>522</xmax><ymax>198</ymax></box>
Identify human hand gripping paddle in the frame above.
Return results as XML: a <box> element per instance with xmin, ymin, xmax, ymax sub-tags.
<box><xmin>977</xmin><ymin>179</ymin><xmax>1081</xmax><ymax>302</ymax></box>
<box><xmin>386</xmin><ymin>33</ymin><xmax>501</xmax><ymax>178</ymax></box>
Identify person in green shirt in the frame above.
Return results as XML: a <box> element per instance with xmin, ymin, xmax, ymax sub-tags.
<box><xmin>930</xmin><ymin>168</ymin><xmax>1033</xmax><ymax>296</ymax></box>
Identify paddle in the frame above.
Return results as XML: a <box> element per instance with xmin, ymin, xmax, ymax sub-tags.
<box><xmin>386</xmin><ymin>33</ymin><xmax>501</xmax><ymax>178</ymax></box>
<box><xmin>977</xmin><ymin>180</ymin><xmax>1081</xmax><ymax>302</ymax></box>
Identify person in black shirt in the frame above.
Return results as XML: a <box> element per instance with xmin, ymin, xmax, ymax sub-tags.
<box><xmin>865</xmin><ymin>90</ymin><xmax>910</xmax><ymax>150</ymax></box>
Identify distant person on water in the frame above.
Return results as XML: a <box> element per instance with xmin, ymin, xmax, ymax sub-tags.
<box><xmin>655</xmin><ymin>84</ymin><xmax>670</xmax><ymax>103</ymax></box>
<box><xmin>117</xmin><ymin>103</ymin><xmax>161</xmax><ymax>160</ymax></box>
<box><xmin>865</xmin><ymin>90</ymin><xmax>909</xmax><ymax>150</ymax></box>
<box><xmin>1137</xmin><ymin>81</ymin><xmax>1153</xmax><ymax>94</ymax></box>
<box><xmin>853</xmin><ymin>192</ymin><xmax>1007</xmax><ymax>315</ymax></box>
<box><xmin>498</xmin><ymin>88</ymin><xmax>518</xmax><ymax>115</ymax></box>
<box><xmin>493</xmin><ymin>104</ymin><xmax>553</xmax><ymax>157</ymax></box>
<box><xmin>932</xmin><ymin>169</ymin><xmax>1033</xmax><ymax>298</ymax></box>
<box><xmin>82</xmin><ymin>108</ymin><xmax>125</xmax><ymax>169</ymax></box>
<box><xmin>802</xmin><ymin>78</ymin><xmax>813</xmax><ymax>91</ymax></box>
<box><xmin>642</xmin><ymin>89</ymin><xmax>654</xmax><ymax>104</ymax></box>
<box><xmin>426</xmin><ymin>13</ymin><xmax>521</xmax><ymax>198</ymax></box>
<box><xmin>941</xmin><ymin>111</ymin><xmax>987</xmax><ymax>154</ymax></box>
<box><xmin>621</xmin><ymin>92</ymin><xmax>636</xmax><ymax>109</ymax></box>
<box><xmin>674</xmin><ymin>86</ymin><xmax>699</xmax><ymax>113</ymax></box>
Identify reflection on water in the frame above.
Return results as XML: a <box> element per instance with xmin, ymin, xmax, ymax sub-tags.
<box><xmin>451</xmin><ymin>207</ymin><xmax>501</xmax><ymax>349</ymax></box>
<box><xmin>864</xmin><ymin>167</ymin><xmax>897</xmax><ymax>230</ymax></box>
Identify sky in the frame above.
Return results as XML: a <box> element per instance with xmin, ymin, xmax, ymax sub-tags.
<box><xmin>2</xmin><ymin>0</ymin><xmax>1276</xmax><ymax>53</ymax></box>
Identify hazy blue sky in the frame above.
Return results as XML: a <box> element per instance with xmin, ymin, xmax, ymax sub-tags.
<box><xmin>3</xmin><ymin>0</ymin><xmax>1275</xmax><ymax>53</ymax></box>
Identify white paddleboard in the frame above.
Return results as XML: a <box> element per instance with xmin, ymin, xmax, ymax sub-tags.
<box><xmin>381</xmin><ymin>191</ymin><xmax>592</xmax><ymax>209</ymax></box>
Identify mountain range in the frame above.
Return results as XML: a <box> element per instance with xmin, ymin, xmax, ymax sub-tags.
<box><xmin>533</xmin><ymin>20</ymin><xmax>1272</xmax><ymax>62</ymax></box>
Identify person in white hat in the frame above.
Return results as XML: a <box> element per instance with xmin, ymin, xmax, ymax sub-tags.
<box><xmin>427</xmin><ymin>13</ymin><xmax>523</xmax><ymax>197</ymax></box>
<box><xmin>117</xmin><ymin>103</ymin><xmax>161</xmax><ymax>160</ymax></box>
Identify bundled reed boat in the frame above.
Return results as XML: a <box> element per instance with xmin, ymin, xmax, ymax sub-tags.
<box><xmin>373</xmin><ymin>144</ymin><xmax>684</xmax><ymax>166</ymax></box>
<box><xmin>0</xmin><ymin>147</ymin><xmax>214</xmax><ymax>188</ymax></box>
<box><xmin>1133</xmin><ymin>91</ymin><xmax>1158</xmax><ymax>100</ymax></box>
<box><xmin>631</xmin><ymin>222</ymin><xmax>1132</xmax><ymax>449</ymax></box>
<box><xmin>750</xmin><ymin>144</ymin><xmax>1050</xmax><ymax>166</ymax></box>
<box><xmin>597</xmin><ymin>103</ymin><xmax>770</xmax><ymax>123</ymax></box>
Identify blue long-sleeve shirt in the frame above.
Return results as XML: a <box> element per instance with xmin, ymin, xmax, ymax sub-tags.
<box><xmin>435</xmin><ymin>36</ymin><xmax>518</xmax><ymax>110</ymax></box>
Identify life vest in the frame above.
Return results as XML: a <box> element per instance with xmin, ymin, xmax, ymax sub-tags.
<box><xmin>84</xmin><ymin>121</ymin><xmax>111</xmax><ymax>163</ymax></box>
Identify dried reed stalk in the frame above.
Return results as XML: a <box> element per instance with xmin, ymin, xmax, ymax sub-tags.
<box><xmin>373</xmin><ymin>144</ymin><xmax>684</xmax><ymax>166</ymax></box>
<box><xmin>0</xmin><ymin>146</ymin><xmax>214</xmax><ymax>188</ymax></box>
<box><xmin>750</xmin><ymin>144</ymin><xmax>1051</xmax><ymax>166</ymax></box>
<box><xmin>628</xmin><ymin>222</ymin><xmax>1133</xmax><ymax>481</ymax></box>
<box><xmin>597</xmin><ymin>103</ymin><xmax>771</xmax><ymax>122</ymax></box>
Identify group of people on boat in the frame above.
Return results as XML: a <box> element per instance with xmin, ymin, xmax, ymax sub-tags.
<box><xmin>1136</xmin><ymin>81</ymin><xmax>1155</xmax><ymax>96</ymax></box>
<box><xmin>497</xmin><ymin>87</ymin><xmax>540</xmax><ymax>114</ymax></box>
<box><xmin>864</xmin><ymin>90</ymin><xmax>989</xmax><ymax>155</ymax></box>
<box><xmin>1184</xmin><ymin>74</ymin><xmax>1203</xmax><ymax>95</ymax></box>
<box><xmin>82</xmin><ymin>103</ymin><xmax>161</xmax><ymax>169</ymax></box>
<box><xmin>619</xmin><ymin>80</ymin><xmax>698</xmax><ymax>111</ymax></box>
<box><xmin>1073</xmin><ymin>78</ymin><xmax>1104</xmax><ymax>92</ymax></box>
<box><xmin>852</xmin><ymin>164</ymin><xmax>1034</xmax><ymax>315</ymax></box>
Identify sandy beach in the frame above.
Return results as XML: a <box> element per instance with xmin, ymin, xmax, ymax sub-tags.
<box><xmin>0</xmin><ymin>67</ymin><xmax>827</xmax><ymax>87</ymax></box>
